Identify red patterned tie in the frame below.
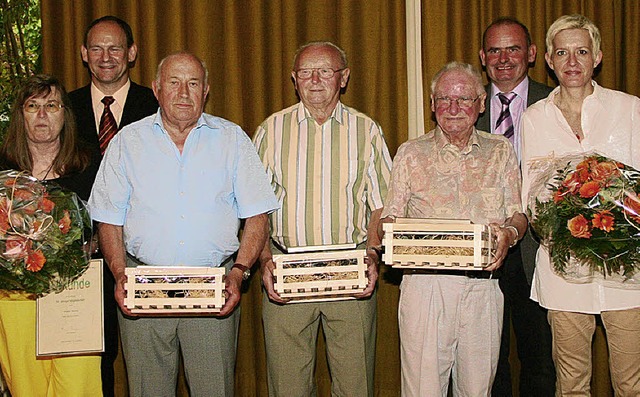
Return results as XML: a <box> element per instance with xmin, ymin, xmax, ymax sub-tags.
<box><xmin>495</xmin><ymin>92</ymin><xmax>516</xmax><ymax>142</ymax></box>
<box><xmin>98</xmin><ymin>96</ymin><xmax>118</xmax><ymax>154</ymax></box>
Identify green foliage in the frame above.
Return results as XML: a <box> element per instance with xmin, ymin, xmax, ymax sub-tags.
<box><xmin>0</xmin><ymin>0</ymin><xmax>42</xmax><ymax>141</ymax></box>
<box><xmin>0</xmin><ymin>172</ymin><xmax>92</xmax><ymax>295</ymax></box>
<box><xmin>530</xmin><ymin>155</ymin><xmax>640</xmax><ymax>280</ymax></box>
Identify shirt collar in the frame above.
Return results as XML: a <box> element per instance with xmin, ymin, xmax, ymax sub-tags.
<box><xmin>490</xmin><ymin>77</ymin><xmax>529</xmax><ymax>100</ymax></box>
<box><xmin>296</xmin><ymin>101</ymin><xmax>345</xmax><ymax>125</ymax></box>
<box><xmin>90</xmin><ymin>79</ymin><xmax>131</xmax><ymax>108</ymax></box>
<box><xmin>546</xmin><ymin>80</ymin><xmax>599</xmax><ymax>106</ymax></box>
<box><xmin>153</xmin><ymin>111</ymin><xmax>209</xmax><ymax>134</ymax></box>
<box><xmin>434</xmin><ymin>126</ymin><xmax>481</xmax><ymax>154</ymax></box>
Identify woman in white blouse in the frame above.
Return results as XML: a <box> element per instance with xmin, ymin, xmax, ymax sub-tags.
<box><xmin>520</xmin><ymin>14</ymin><xmax>640</xmax><ymax>396</ymax></box>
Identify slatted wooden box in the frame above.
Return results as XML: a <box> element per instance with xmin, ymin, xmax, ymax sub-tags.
<box><xmin>124</xmin><ymin>266</ymin><xmax>225</xmax><ymax>314</ymax></box>
<box><xmin>272</xmin><ymin>249</ymin><xmax>367</xmax><ymax>303</ymax></box>
<box><xmin>382</xmin><ymin>218</ymin><xmax>496</xmax><ymax>270</ymax></box>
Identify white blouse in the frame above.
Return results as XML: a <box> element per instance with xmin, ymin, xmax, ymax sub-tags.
<box><xmin>520</xmin><ymin>81</ymin><xmax>640</xmax><ymax>314</ymax></box>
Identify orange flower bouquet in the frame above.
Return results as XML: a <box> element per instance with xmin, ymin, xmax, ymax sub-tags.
<box><xmin>528</xmin><ymin>153</ymin><xmax>640</xmax><ymax>288</ymax></box>
<box><xmin>0</xmin><ymin>170</ymin><xmax>92</xmax><ymax>295</ymax></box>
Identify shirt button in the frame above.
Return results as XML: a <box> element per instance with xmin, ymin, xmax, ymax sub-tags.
<box><xmin>179</xmin><ymin>241</ymin><xmax>185</xmax><ymax>245</ymax></box>
<box><xmin>181</xmin><ymin>215</ymin><xmax>185</xmax><ymax>219</ymax></box>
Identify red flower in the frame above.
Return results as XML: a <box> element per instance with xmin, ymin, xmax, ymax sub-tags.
<box><xmin>39</xmin><ymin>196</ymin><xmax>55</xmax><ymax>213</ymax></box>
<box><xmin>562</xmin><ymin>172</ymin><xmax>583</xmax><ymax>194</ymax></box>
<box><xmin>592</xmin><ymin>210</ymin><xmax>615</xmax><ymax>232</ymax></box>
<box><xmin>579</xmin><ymin>181</ymin><xmax>601</xmax><ymax>198</ymax></box>
<box><xmin>553</xmin><ymin>189</ymin><xmax>566</xmax><ymax>203</ymax></box>
<box><xmin>575</xmin><ymin>160</ymin><xmax>592</xmax><ymax>183</ymax></box>
<box><xmin>58</xmin><ymin>210</ymin><xmax>71</xmax><ymax>234</ymax></box>
<box><xmin>567</xmin><ymin>214</ymin><xmax>592</xmax><ymax>238</ymax></box>
<box><xmin>0</xmin><ymin>207</ymin><xmax>8</xmax><ymax>237</ymax></box>
<box><xmin>623</xmin><ymin>193</ymin><xmax>640</xmax><ymax>224</ymax></box>
<box><xmin>12</xmin><ymin>188</ymin><xmax>34</xmax><ymax>202</ymax></box>
<box><xmin>26</xmin><ymin>249</ymin><xmax>46</xmax><ymax>272</ymax></box>
<box><xmin>591</xmin><ymin>161</ymin><xmax>621</xmax><ymax>184</ymax></box>
<box><xmin>3</xmin><ymin>236</ymin><xmax>31</xmax><ymax>259</ymax></box>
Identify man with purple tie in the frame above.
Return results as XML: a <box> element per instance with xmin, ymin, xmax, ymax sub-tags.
<box><xmin>477</xmin><ymin>17</ymin><xmax>555</xmax><ymax>397</ymax></box>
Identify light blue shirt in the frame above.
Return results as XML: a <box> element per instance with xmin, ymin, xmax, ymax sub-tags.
<box><xmin>89</xmin><ymin>110</ymin><xmax>279</xmax><ymax>267</ymax></box>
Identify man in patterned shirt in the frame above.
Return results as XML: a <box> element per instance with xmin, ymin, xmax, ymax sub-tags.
<box><xmin>380</xmin><ymin>62</ymin><xmax>527</xmax><ymax>396</ymax></box>
<box><xmin>253</xmin><ymin>41</ymin><xmax>392</xmax><ymax>396</ymax></box>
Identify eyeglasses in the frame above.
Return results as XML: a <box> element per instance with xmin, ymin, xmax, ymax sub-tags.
<box><xmin>434</xmin><ymin>96</ymin><xmax>481</xmax><ymax>109</ymax></box>
<box><xmin>295</xmin><ymin>68</ymin><xmax>344</xmax><ymax>80</ymax></box>
<box><xmin>24</xmin><ymin>102</ymin><xmax>64</xmax><ymax>113</ymax></box>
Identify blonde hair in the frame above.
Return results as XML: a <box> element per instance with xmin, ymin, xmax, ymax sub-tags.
<box><xmin>546</xmin><ymin>14</ymin><xmax>601</xmax><ymax>58</ymax></box>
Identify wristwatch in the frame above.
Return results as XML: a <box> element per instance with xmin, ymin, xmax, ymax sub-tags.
<box><xmin>232</xmin><ymin>263</ymin><xmax>251</xmax><ymax>280</ymax></box>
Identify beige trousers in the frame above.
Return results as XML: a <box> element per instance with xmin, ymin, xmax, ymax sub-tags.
<box><xmin>398</xmin><ymin>274</ymin><xmax>503</xmax><ymax>397</ymax></box>
<box><xmin>548</xmin><ymin>308</ymin><xmax>640</xmax><ymax>396</ymax></box>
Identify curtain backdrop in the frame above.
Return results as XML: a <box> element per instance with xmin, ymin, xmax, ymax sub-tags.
<box><xmin>419</xmin><ymin>0</ymin><xmax>639</xmax><ymax>131</ymax></box>
<box><xmin>40</xmin><ymin>1</ymin><xmax>637</xmax><ymax>396</ymax></box>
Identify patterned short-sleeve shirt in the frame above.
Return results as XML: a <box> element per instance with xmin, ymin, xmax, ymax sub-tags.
<box><xmin>382</xmin><ymin>126</ymin><xmax>521</xmax><ymax>225</ymax></box>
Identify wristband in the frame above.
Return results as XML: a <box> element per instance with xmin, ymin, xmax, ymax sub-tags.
<box><xmin>502</xmin><ymin>225</ymin><xmax>519</xmax><ymax>248</ymax></box>
<box><xmin>366</xmin><ymin>246</ymin><xmax>383</xmax><ymax>257</ymax></box>
<box><xmin>232</xmin><ymin>263</ymin><xmax>251</xmax><ymax>280</ymax></box>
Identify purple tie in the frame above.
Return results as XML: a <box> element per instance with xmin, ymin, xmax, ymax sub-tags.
<box><xmin>98</xmin><ymin>96</ymin><xmax>117</xmax><ymax>155</ymax></box>
<box><xmin>495</xmin><ymin>92</ymin><xmax>516</xmax><ymax>142</ymax></box>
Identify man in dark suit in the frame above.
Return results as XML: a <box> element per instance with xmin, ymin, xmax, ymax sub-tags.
<box><xmin>70</xmin><ymin>16</ymin><xmax>158</xmax><ymax>157</ymax></box>
<box><xmin>477</xmin><ymin>17</ymin><xmax>555</xmax><ymax>397</ymax></box>
<box><xmin>69</xmin><ymin>16</ymin><xmax>157</xmax><ymax>397</ymax></box>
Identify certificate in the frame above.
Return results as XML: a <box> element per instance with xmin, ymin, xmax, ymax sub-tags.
<box><xmin>36</xmin><ymin>259</ymin><xmax>104</xmax><ymax>356</ymax></box>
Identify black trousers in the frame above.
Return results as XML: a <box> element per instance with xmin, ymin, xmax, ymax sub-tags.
<box><xmin>99</xmin><ymin>258</ymin><xmax>119</xmax><ymax>397</ymax></box>
<box><xmin>491</xmin><ymin>242</ymin><xmax>556</xmax><ymax>397</ymax></box>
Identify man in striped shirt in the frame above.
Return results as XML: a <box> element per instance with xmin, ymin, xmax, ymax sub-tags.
<box><xmin>253</xmin><ymin>41</ymin><xmax>392</xmax><ymax>397</ymax></box>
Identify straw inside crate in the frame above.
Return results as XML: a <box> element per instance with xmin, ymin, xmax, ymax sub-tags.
<box><xmin>393</xmin><ymin>232</ymin><xmax>488</xmax><ymax>256</ymax></box>
<box><xmin>282</xmin><ymin>258</ymin><xmax>358</xmax><ymax>283</ymax></box>
<box><xmin>134</xmin><ymin>275</ymin><xmax>217</xmax><ymax>299</ymax></box>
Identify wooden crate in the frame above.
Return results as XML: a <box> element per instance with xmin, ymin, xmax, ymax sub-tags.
<box><xmin>382</xmin><ymin>218</ymin><xmax>495</xmax><ymax>270</ymax></box>
<box><xmin>124</xmin><ymin>266</ymin><xmax>225</xmax><ymax>314</ymax></box>
<box><xmin>272</xmin><ymin>249</ymin><xmax>367</xmax><ymax>303</ymax></box>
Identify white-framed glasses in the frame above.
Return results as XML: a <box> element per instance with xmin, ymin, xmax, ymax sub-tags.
<box><xmin>434</xmin><ymin>96</ymin><xmax>481</xmax><ymax>109</ymax></box>
<box><xmin>23</xmin><ymin>102</ymin><xmax>64</xmax><ymax>113</ymax></box>
<box><xmin>295</xmin><ymin>68</ymin><xmax>344</xmax><ymax>80</ymax></box>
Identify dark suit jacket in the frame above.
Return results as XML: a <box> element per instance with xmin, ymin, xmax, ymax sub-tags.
<box><xmin>69</xmin><ymin>81</ymin><xmax>158</xmax><ymax>157</ymax></box>
<box><xmin>476</xmin><ymin>77</ymin><xmax>553</xmax><ymax>284</ymax></box>
<box><xmin>476</xmin><ymin>77</ymin><xmax>553</xmax><ymax>133</ymax></box>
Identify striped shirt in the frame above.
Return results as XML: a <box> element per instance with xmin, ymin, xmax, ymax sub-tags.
<box><xmin>253</xmin><ymin>101</ymin><xmax>392</xmax><ymax>249</ymax></box>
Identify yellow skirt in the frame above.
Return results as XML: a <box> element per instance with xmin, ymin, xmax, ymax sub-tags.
<box><xmin>0</xmin><ymin>291</ymin><xmax>102</xmax><ymax>397</ymax></box>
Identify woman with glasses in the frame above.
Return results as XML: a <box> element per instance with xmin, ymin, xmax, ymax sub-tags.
<box><xmin>0</xmin><ymin>74</ymin><xmax>101</xmax><ymax>396</ymax></box>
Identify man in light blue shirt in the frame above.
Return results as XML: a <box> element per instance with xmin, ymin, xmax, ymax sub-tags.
<box><xmin>89</xmin><ymin>52</ymin><xmax>278</xmax><ymax>397</ymax></box>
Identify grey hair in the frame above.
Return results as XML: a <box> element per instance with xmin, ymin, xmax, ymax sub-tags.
<box><xmin>430</xmin><ymin>62</ymin><xmax>485</xmax><ymax>96</ymax></box>
<box><xmin>155</xmin><ymin>52</ymin><xmax>209</xmax><ymax>87</ymax></box>
<box><xmin>292</xmin><ymin>41</ymin><xmax>348</xmax><ymax>69</ymax></box>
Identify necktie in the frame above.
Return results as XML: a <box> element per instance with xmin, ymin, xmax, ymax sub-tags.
<box><xmin>495</xmin><ymin>92</ymin><xmax>516</xmax><ymax>142</ymax></box>
<box><xmin>98</xmin><ymin>96</ymin><xmax>118</xmax><ymax>154</ymax></box>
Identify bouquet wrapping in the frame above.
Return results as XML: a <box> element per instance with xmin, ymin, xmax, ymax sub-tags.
<box><xmin>0</xmin><ymin>170</ymin><xmax>92</xmax><ymax>295</ymax></box>
<box><xmin>528</xmin><ymin>152</ymin><xmax>640</xmax><ymax>289</ymax></box>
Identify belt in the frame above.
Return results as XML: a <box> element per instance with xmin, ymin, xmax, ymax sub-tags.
<box><xmin>125</xmin><ymin>252</ymin><xmax>234</xmax><ymax>270</ymax></box>
<box><xmin>126</xmin><ymin>252</ymin><xmax>146</xmax><ymax>266</ymax></box>
<box><xmin>406</xmin><ymin>269</ymin><xmax>497</xmax><ymax>279</ymax></box>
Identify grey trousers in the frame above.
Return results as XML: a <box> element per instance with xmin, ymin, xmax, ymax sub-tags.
<box><xmin>118</xmin><ymin>310</ymin><xmax>240</xmax><ymax>397</ymax></box>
